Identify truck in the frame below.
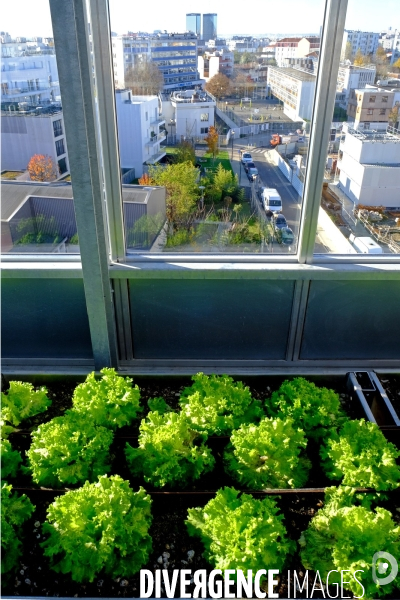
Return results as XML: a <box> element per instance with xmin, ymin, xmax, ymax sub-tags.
<box><xmin>261</xmin><ymin>188</ymin><xmax>282</xmax><ymax>214</ymax></box>
<box><xmin>270</xmin><ymin>133</ymin><xmax>303</xmax><ymax>147</ymax></box>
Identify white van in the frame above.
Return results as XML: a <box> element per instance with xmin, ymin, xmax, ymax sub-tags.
<box><xmin>262</xmin><ymin>188</ymin><xmax>282</xmax><ymax>214</ymax></box>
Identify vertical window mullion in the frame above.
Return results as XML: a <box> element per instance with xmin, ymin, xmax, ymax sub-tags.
<box><xmin>297</xmin><ymin>0</ymin><xmax>348</xmax><ymax>264</ymax></box>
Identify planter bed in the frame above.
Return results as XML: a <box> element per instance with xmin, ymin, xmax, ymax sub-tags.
<box><xmin>2</xmin><ymin>373</ymin><xmax>400</xmax><ymax>599</ymax></box>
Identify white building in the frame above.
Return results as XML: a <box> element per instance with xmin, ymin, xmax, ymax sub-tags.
<box><xmin>1</xmin><ymin>52</ymin><xmax>59</xmax><ymax>106</ymax></box>
<box><xmin>162</xmin><ymin>90</ymin><xmax>215</xmax><ymax>141</ymax></box>
<box><xmin>336</xmin><ymin>63</ymin><xmax>376</xmax><ymax>110</ymax></box>
<box><xmin>115</xmin><ymin>90</ymin><xmax>166</xmax><ymax>179</ymax></box>
<box><xmin>379</xmin><ymin>27</ymin><xmax>400</xmax><ymax>65</ymax></box>
<box><xmin>337</xmin><ymin>127</ymin><xmax>400</xmax><ymax>209</ymax></box>
<box><xmin>1</xmin><ymin>106</ymin><xmax>69</xmax><ymax>177</ymax></box>
<box><xmin>198</xmin><ymin>49</ymin><xmax>234</xmax><ymax>81</ymax></box>
<box><xmin>267</xmin><ymin>66</ymin><xmax>316</xmax><ymax>121</ymax></box>
<box><xmin>227</xmin><ymin>37</ymin><xmax>259</xmax><ymax>53</ymax></box>
<box><xmin>347</xmin><ymin>85</ymin><xmax>400</xmax><ymax>131</ymax></box>
<box><xmin>274</xmin><ymin>37</ymin><xmax>320</xmax><ymax>68</ymax></box>
<box><xmin>342</xmin><ymin>30</ymin><xmax>379</xmax><ymax>58</ymax></box>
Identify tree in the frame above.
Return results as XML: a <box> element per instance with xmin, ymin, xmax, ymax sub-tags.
<box><xmin>343</xmin><ymin>41</ymin><xmax>353</xmax><ymax>61</ymax></box>
<box><xmin>392</xmin><ymin>57</ymin><xmax>400</xmax><ymax>71</ymax></box>
<box><xmin>27</xmin><ymin>154</ymin><xmax>59</xmax><ymax>182</ymax></box>
<box><xmin>388</xmin><ymin>105</ymin><xmax>399</xmax><ymax>127</ymax></box>
<box><xmin>173</xmin><ymin>141</ymin><xmax>196</xmax><ymax>165</ymax></box>
<box><xmin>204</xmin><ymin>126</ymin><xmax>219</xmax><ymax>162</ymax></box>
<box><xmin>353</xmin><ymin>49</ymin><xmax>368</xmax><ymax>67</ymax></box>
<box><xmin>148</xmin><ymin>162</ymin><xmax>199</xmax><ymax>230</ymax></box>
<box><xmin>232</xmin><ymin>72</ymin><xmax>255</xmax><ymax>97</ymax></box>
<box><xmin>373</xmin><ymin>46</ymin><xmax>389</xmax><ymax>80</ymax></box>
<box><xmin>240</xmin><ymin>51</ymin><xmax>255</xmax><ymax>66</ymax></box>
<box><xmin>125</xmin><ymin>57</ymin><xmax>164</xmax><ymax>95</ymax></box>
<box><xmin>205</xmin><ymin>72</ymin><xmax>231</xmax><ymax>99</ymax></box>
<box><xmin>138</xmin><ymin>172</ymin><xmax>153</xmax><ymax>185</ymax></box>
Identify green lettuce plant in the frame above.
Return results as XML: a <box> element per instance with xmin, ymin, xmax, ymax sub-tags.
<box><xmin>1</xmin><ymin>483</ymin><xmax>35</xmax><ymax>575</ymax></box>
<box><xmin>125</xmin><ymin>410</ymin><xmax>215</xmax><ymax>487</ymax></box>
<box><xmin>224</xmin><ymin>417</ymin><xmax>311</xmax><ymax>489</ymax></box>
<box><xmin>41</xmin><ymin>475</ymin><xmax>152</xmax><ymax>583</ymax></box>
<box><xmin>1</xmin><ymin>381</ymin><xmax>51</xmax><ymax>426</ymax></box>
<box><xmin>1</xmin><ymin>438</ymin><xmax>22</xmax><ymax>479</ymax></box>
<box><xmin>72</xmin><ymin>368</ymin><xmax>141</xmax><ymax>429</ymax></box>
<box><xmin>266</xmin><ymin>377</ymin><xmax>346</xmax><ymax>437</ymax></box>
<box><xmin>186</xmin><ymin>487</ymin><xmax>295</xmax><ymax>573</ymax></box>
<box><xmin>147</xmin><ymin>396</ymin><xmax>171</xmax><ymax>414</ymax></box>
<box><xmin>179</xmin><ymin>373</ymin><xmax>263</xmax><ymax>435</ymax></box>
<box><xmin>26</xmin><ymin>411</ymin><xmax>113</xmax><ymax>486</ymax></box>
<box><xmin>320</xmin><ymin>419</ymin><xmax>400</xmax><ymax>490</ymax></box>
<box><xmin>299</xmin><ymin>486</ymin><xmax>400</xmax><ymax>599</ymax></box>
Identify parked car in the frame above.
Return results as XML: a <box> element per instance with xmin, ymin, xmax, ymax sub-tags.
<box><xmin>273</xmin><ymin>213</ymin><xmax>288</xmax><ymax>231</ymax></box>
<box><xmin>281</xmin><ymin>226</ymin><xmax>295</xmax><ymax>245</ymax></box>
<box><xmin>244</xmin><ymin>161</ymin><xmax>255</xmax><ymax>173</ymax></box>
<box><xmin>247</xmin><ymin>166</ymin><xmax>259</xmax><ymax>181</ymax></box>
<box><xmin>241</xmin><ymin>152</ymin><xmax>253</xmax><ymax>165</ymax></box>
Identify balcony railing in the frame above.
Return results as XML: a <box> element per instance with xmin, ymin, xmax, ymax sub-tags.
<box><xmin>150</xmin><ymin>115</ymin><xmax>166</xmax><ymax>126</ymax></box>
<box><xmin>146</xmin><ymin>131</ymin><xmax>167</xmax><ymax>146</ymax></box>
<box><xmin>146</xmin><ymin>149</ymin><xmax>167</xmax><ymax>164</ymax></box>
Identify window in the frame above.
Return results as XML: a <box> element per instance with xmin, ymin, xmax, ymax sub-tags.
<box><xmin>200</xmin><ymin>113</ymin><xmax>209</xmax><ymax>121</ymax></box>
<box><xmin>382</xmin><ymin>96</ymin><xmax>388</xmax><ymax>102</ymax></box>
<box><xmin>380</xmin><ymin>108</ymin><xmax>386</xmax><ymax>115</ymax></box>
<box><xmin>58</xmin><ymin>157</ymin><xmax>68</xmax><ymax>174</ymax></box>
<box><xmin>369</xmin><ymin>95</ymin><xmax>376</xmax><ymax>102</ymax></box>
<box><xmin>53</xmin><ymin>119</ymin><xmax>63</xmax><ymax>137</ymax></box>
<box><xmin>200</xmin><ymin>127</ymin><xmax>209</xmax><ymax>134</ymax></box>
<box><xmin>55</xmin><ymin>139</ymin><xmax>65</xmax><ymax>156</ymax></box>
<box><xmin>145</xmin><ymin>111</ymin><xmax>148</xmax><ymax>120</ymax></box>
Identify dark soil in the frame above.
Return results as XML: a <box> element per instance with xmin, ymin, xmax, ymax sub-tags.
<box><xmin>2</xmin><ymin>375</ymin><xmax>400</xmax><ymax>598</ymax></box>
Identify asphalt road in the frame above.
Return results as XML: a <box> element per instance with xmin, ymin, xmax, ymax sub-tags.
<box><xmin>233</xmin><ymin>141</ymin><xmax>303</xmax><ymax>249</ymax></box>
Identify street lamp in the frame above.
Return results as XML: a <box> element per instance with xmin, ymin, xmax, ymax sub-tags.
<box><xmin>231</xmin><ymin>130</ymin><xmax>235</xmax><ymax>160</ymax></box>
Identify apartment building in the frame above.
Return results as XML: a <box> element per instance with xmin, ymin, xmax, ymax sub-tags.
<box><xmin>1</xmin><ymin>46</ymin><xmax>59</xmax><ymax>106</ymax></box>
<box><xmin>112</xmin><ymin>32</ymin><xmax>202</xmax><ymax>92</ymax></box>
<box><xmin>379</xmin><ymin>27</ymin><xmax>400</xmax><ymax>65</ymax></box>
<box><xmin>115</xmin><ymin>90</ymin><xmax>166</xmax><ymax>178</ymax></box>
<box><xmin>267</xmin><ymin>66</ymin><xmax>316</xmax><ymax>121</ymax></box>
<box><xmin>342</xmin><ymin>30</ymin><xmax>379</xmax><ymax>58</ymax></box>
<box><xmin>1</xmin><ymin>106</ymin><xmax>69</xmax><ymax>176</ymax></box>
<box><xmin>347</xmin><ymin>87</ymin><xmax>397</xmax><ymax>130</ymax></box>
<box><xmin>338</xmin><ymin>126</ymin><xmax>400</xmax><ymax>208</ymax></box>
<box><xmin>274</xmin><ymin>37</ymin><xmax>320</xmax><ymax>67</ymax></box>
<box><xmin>227</xmin><ymin>37</ymin><xmax>259</xmax><ymax>54</ymax></box>
<box><xmin>336</xmin><ymin>63</ymin><xmax>376</xmax><ymax>110</ymax></box>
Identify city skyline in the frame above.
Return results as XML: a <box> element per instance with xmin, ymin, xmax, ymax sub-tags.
<box><xmin>2</xmin><ymin>0</ymin><xmax>399</xmax><ymax>39</ymax></box>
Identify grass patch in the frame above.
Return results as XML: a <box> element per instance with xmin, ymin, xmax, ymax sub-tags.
<box><xmin>1</xmin><ymin>171</ymin><xmax>23</xmax><ymax>180</ymax></box>
<box><xmin>201</xmin><ymin>151</ymin><xmax>233</xmax><ymax>174</ymax></box>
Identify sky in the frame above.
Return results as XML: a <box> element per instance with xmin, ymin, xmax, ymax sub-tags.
<box><xmin>1</xmin><ymin>0</ymin><xmax>398</xmax><ymax>39</ymax></box>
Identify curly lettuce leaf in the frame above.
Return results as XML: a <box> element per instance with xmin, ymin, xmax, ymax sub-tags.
<box><xmin>1</xmin><ymin>381</ymin><xmax>51</xmax><ymax>426</ymax></box>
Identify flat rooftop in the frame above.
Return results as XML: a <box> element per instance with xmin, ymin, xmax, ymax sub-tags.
<box><xmin>346</xmin><ymin>127</ymin><xmax>400</xmax><ymax>143</ymax></box>
<box><xmin>268</xmin><ymin>66</ymin><xmax>316</xmax><ymax>82</ymax></box>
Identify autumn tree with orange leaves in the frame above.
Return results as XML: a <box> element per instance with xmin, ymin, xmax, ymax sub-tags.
<box><xmin>204</xmin><ymin>126</ymin><xmax>219</xmax><ymax>162</ymax></box>
<box><xmin>27</xmin><ymin>154</ymin><xmax>59</xmax><ymax>182</ymax></box>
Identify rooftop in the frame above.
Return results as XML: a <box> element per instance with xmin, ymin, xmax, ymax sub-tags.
<box><xmin>268</xmin><ymin>66</ymin><xmax>316</xmax><ymax>82</ymax></box>
<box><xmin>345</xmin><ymin>126</ymin><xmax>400</xmax><ymax>143</ymax></box>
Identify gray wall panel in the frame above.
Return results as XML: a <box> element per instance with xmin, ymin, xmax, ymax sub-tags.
<box><xmin>129</xmin><ymin>279</ymin><xmax>295</xmax><ymax>359</ymax></box>
<box><xmin>2</xmin><ymin>279</ymin><xmax>93</xmax><ymax>358</ymax></box>
<box><xmin>300</xmin><ymin>280</ymin><xmax>400</xmax><ymax>360</ymax></box>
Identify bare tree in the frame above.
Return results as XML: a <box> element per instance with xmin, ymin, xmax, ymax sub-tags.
<box><xmin>125</xmin><ymin>57</ymin><xmax>164</xmax><ymax>95</ymax></box>
<box><xmin>205</xmin><ymin>72</ymin><xmax>231</xmax><ymax>99</ymax></box>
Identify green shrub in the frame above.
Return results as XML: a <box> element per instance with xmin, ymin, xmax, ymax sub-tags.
<box><xmin>26</xmin><ymin>411</ymin><xmax>113</xmax><ymax>486</ymax></box>
<box><xmin>321</xmin><ymin>419</ymin><xmax>400</xmax><ymax>490</ymax></box>
<box><xmin>186</xmin><ymin>487</ymin><xmax>294</xmax><ymax>573</ymax></box>
<box><xmin>299</xmin><ymin>486</ymin><xmax>400</xmax><ymax>599</ymax></box>
<box><xmin>1</xmin><ymin>381</ymin><xmax>51</xmax><ymax>426</ymax></box>
<box><xmin>41</xmin><ymin>475</ymin><xmax>152</xmax><ymax>582</ymax></box>
<box><xmin>125</xmin><ymin>410</ymin><xmax>215</xmax><ymax>487</ymax></box>
<box><xmin>1</xmin><ymin>483</ymin><xmax>35</xmax><ymax>575</ymax></box>
<box><xmin>72</xmin><ymin>368</ymin><xmax>141</xmax><ymax>429</ymax></box>
<box><xmin>1</xmin><ymin>438</ymin><xmax>22</xmax><ymax>479</ymax></box>
<box><xmin>266</xmin><ymin>377</ymin><xmax>346</xmax><ymax>437</ymax></box>
<box><xmin>224</xmin><ymin>417</ymin><xmax>311</xmax><ymax>489</ymax></box>
<box><xmin>179</xmin><ymin>373</ymin><xmax>263</xmax><ymax>435</ymax></box>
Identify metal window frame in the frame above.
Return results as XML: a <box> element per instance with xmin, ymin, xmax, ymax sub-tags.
<box><xmin>46</xmin><ymin>0</ymin><xmax>118</xmax><ymax>369</ymax></box>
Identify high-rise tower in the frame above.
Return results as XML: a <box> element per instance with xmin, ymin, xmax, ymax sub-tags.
<box><xmin>202</xmin><ymin>13</ymin><xmax>217</xmax><ymax>41</ymax></box>
<box><xmin>186</xmin><ymin>13</ymin><xmax>201</xmax><ymax>36</ymax></box>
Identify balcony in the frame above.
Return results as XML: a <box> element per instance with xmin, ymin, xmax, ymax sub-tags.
<box><xmin>146</xmin><ymin>131</ymin><xmax>166</xmax><ymax>146</ymax></box>
<box><xmin>150</xmin><ymin>115</ymin><xmax>165</xmax><ymax>127</ymax></box>
<box><xmin>145</xmin><ymin>149</ymin><xmax>167</xmax><ymax>164</ymax></box>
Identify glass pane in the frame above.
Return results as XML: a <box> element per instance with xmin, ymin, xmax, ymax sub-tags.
<box><xmin>107</xmin><ymin>2</ymin><xmax>325</xmax><ymax>254</ymax></box>
<box><xmin>1</xmin><ymin>3</ymin><xmax>79</xmax><ymax>254</ymax></box>
<box><xmin>314</xmin><ymin>1</ymin><xmax>400</xmax><ymax>255</ymax></box>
